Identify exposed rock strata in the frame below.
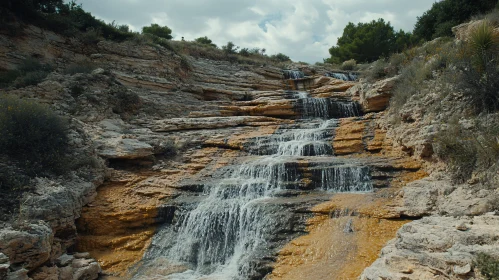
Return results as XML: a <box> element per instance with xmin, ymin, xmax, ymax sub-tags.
<box><xmin>362</xmin><ymin>215</ymin><xmax>499</xmax><ymax>280</ymax></box>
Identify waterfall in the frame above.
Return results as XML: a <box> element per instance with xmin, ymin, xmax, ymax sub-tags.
<box><xmin>293</xmin><ymin>91</ymin><xmax>362</xmax><ymax>119</ymax></box>
<box><xmin>282</xmin><ymin>70</ymin><xmax>305</xmax><ymax>80</ymax></box>
<box><xmin>325</xmin><ymin>72</ymin><xmax>359</xmax><ymax>81</ymax></box>
<box><xmin>315</xmin><ymin>166</ymin><xmax>372</xmax><ymax>192</ymax></box>
<box><xmin>135</xmin><ymin>90</ymin><xmax>371</xmax><ymax>280</ymax></box>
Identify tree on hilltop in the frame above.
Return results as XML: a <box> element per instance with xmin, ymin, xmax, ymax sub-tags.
<box><xmin>328</xmin><ymin>19</ymin><xmax>413</xmax><ymax>63</ymax></box>
<box><xmin>142</xmin><ymin>23</ymin><xmax>173</xmax><ymax>40</ymax></box>
<box><xmin>413</xmin><ymin>0</ymin><xmax>497</xmax><ymax>41</ymax></box>
<box><xmin>195</xmin><ymin>36</ymin><xmax>217</xmax><ymax>47</ymax></box>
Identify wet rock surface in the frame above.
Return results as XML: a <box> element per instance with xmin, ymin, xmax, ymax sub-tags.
<box><xmin>1</xmin><ymin>22</ymin><xmax>497</xmax><ymax>280</ymax></box>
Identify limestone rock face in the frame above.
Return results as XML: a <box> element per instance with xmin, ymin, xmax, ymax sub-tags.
<box><xmin>0</xmin><ymin>222</ymin><xmax>53</xmax><ymax>271</ymax></box>
<box><xmin>29</xmin><ymin>255</ymin><xmax>101</xmax><ymax>280</ymax></box>
<box><xmin>357</xmin><ymin>76</ymin><xmax>399</xmax><ymax>113</ymax></box>
<box><xmin>97</xmin><ymin>137</ymin><xmax>154</xmax><ymax>159</ymax></box>
<box><xmin>19</xmin><ymin>176</ymin><xmax>102</xmax><ymax>234</ymax></box>
<box><xmin>397</xmin><ymin>175</ymin><xmax>498</xmax><ymax>217</ymax></box>
<box><xmin>361</xmin><ymin>215</ymin><xmax>499</xmax><ymax>279</ymax></box>
<box><xmin>148</xmin><ymin>116</ymin><xmax>288</xmax><ymax>132</ymax></box>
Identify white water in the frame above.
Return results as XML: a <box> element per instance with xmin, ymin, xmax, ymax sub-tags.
<box><xmin>326</xmin><ymin>72</ymin><xmax>358</xmax><ymax>81</ymax></box>
<box><xmin>282</xmin><ymin>70</ymin><xmax>305</xmax><ymax>80</ymax></box>
<box><xmin>136</xmin><ymin>92</ymin><xmax>371</xmax><ymax>280</ymax></box>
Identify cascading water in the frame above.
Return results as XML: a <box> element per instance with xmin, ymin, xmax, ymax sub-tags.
<box><xmin>135</xmin><ymin>91</ymin><xmax>371</xmax><ymax>280</ymax></box>
<box><xmin>325</xmin><ymin>72</ymin><xmax>359</xmax><ymax>81</ymax></box>
<box><xmin>282</xmin><ymin>70</ymin><xmax>305</xmax><ymax>80</ymax></box>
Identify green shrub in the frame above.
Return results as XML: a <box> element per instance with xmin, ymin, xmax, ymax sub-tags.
<box><xmin>239</xmin><ymin>48</ymin><xmax>250</xmax><ymax>56</ymax></box>
<box><xmin>453</xmin><ymin>21</ymin><xmax>499</xmax><ymax>112</ymax></box>
<box><xmin>0</xmin><ymin>160</ymin><xmax>31</xmax><ymax>221</ymax></box>
<box><xmin>363</xmin><ymin>59</ymin><xmax>389</xmax><ymax>81</ymax></box>
<box><xmin>476</xmin><ymin>253</ymin><xmax>499</xmax><ymax>279</ymax></box>
<box><xmin>433</xmin><ymin>115</ymin><xmax>499</xmax><ymax>183</ymax></box>
<box><xmin>433</xmin><ymin>121</ymin><xmax>478</xmax><ymax>183</ymax></box>
<box><xmin>142</xmin><ymin>23</ymin><xmax>172</xmax><ymax>39</ymax></box>
<box><xmin>111</xmin><ymin>90</ymin><xmax>142</xmax><ymax>117</ymax></box>
<box><xmin>222</xmin><ymin>41</ymin><xmax>239</xmax><ymax>54</ymax></box>
<box><xmin>469</xmin><ymin>21</ymin><xmax>498</xmax><ymax>71</ymax></box>
<box><xmin>0</xmin><ymin>70</ymin><xmax>21</xmax><ymax>88</ymax></box>
<box><xmin>79</xmin><ymin>27</ymin><xmax>102</xmax><ymax>44</ymax></box>
<box><xmin>143</xmin><ymin>33</ymin><xmax>175</xmax><ymax>51</ymax></box>
<box><xmin>1</xmin><ymin>57</ymin><xmax>53</xmax><ymax>88</ymax></box>
<box><xmin>270</xmin><ymin>53</ymin><xmax>291</xmax><ymax>62</ymax></box>
<box><xmin>15</xmin><ymin>71</ymin><xmax>49</xmax><ymax>87</ymax></box>
<box><xmin>340</xmin><ymin>59</ymin><xmax>357</xmax><ymax>70</ymax></box>
<box><xmin>0</xmin><ymin>95</ymin><xmax>69</xmax><ymax>176</ymax></box>
<box><xmin>194</xmin><ymin>36</ymin><xmax>217</xmax><ymax>47</ymax></box>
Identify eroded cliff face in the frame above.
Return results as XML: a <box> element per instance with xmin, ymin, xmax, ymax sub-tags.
<box><xmin>1</xmin><ymin>21</ymin><xmax>496</xmax><ymax>280</ymax></box>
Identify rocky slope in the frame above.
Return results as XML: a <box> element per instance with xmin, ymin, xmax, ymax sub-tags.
<box><xmin>0</xmin><ymin>20</ymin><xmax>497</xmax><ymax>280</ymax></box>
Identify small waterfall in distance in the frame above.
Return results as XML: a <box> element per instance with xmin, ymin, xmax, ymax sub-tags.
<box><xmin>135</xmin><ymin>90</ymin><xmax>371</xmax><ymax>280</ymax></box>
<box><xmin>325</xmin><ymin>72</ymin><xmax>359</xmax><ymax>81</ymax></box>
<box><xmin>282</xmin><ymin>69</ymin><xmax>305</xmax><ymax>80</ymax></box>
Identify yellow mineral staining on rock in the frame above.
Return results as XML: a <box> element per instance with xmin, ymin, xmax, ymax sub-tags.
<box><xmin>76</xmin><ymin>147</ymin><xmax>235</xmax><ymax>277</ymax></box>
<box><xmin>76</xmin><ymin>123</ymin><xmax>279</xmax><ymax>277</ymax></box>
<box><xmin>221</xmin><ymin>101</ymin><xmax>296</xmax><ymax>118</ymax></box>
<box><xmin>76</xmin><ymin>171</ymin><xmax>165</xmax><ymax>276</ymax></box>
<box><xmin>271</xmin><ymin>111</ymin><xmax>428</xmax><ymax>279</ymax></box>
<box><xmin>333</xmin><ymin>117</ymin><xmax>366</xmax><ymax>155</ymax></box>
<box><xmin>270</xmin><ymin>193</ymin><xmax>409</xmax><ymax>280</ymax></box>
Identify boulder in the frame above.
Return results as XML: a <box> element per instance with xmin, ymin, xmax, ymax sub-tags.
<box><xmin>361</xmin><ymin>215</ymin><xmax>499</xmax><ymax>279</ymax></box>
<box><xmin>359</xmin><ymin>76</ymin><xmax>399</xmax><ymax>112</ymax></box>
<box><xmin>0</xmin><ymin>222</ymin><xmax>53</xmax><ymax>271</ymax></box>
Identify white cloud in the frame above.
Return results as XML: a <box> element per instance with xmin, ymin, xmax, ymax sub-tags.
<box><xmin>75</xmin><ymin>0</ymin><xmax>435</xmax><ymax>63</ymax></box>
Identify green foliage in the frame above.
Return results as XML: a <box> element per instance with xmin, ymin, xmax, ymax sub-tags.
<box><xmin>239</xmin><ymin>48</ymin><xmax>251</xmax><ymax>56</ymax></box>
<box><xmin>0</xmin><ymin>159</ymin><xmax>31</xmax><ymax>221</ymax></box>
<box><xmin>15</xmin><ymin>58</ymin><xmax>52</xmax><ymax>88</ymax></box>
<box><xmin>222</xmin><ymin>41</ymin><xmax>239</xmax><ymax>54</ymax></box>
<box><xmin>363</xmin><ymin>59</ymin><xmax>389</xmax><ymax>81</ymax></box>
<box><xmin>328</xmin><ymin>19</ymin><xmax>414</xmax><ymax>63</ymax></box>
<box><xmin>142</xmin><ymin>23</ymin><xmax>173</xmax><ymax>40</ymax></box>
<box><xmin>142</xmin><ymin>33</ymin><xmax>175</xmax><ymax>51</ymax></box>
<box><xmin>0</xmin><ymin>70</ymin><xmax>21</xmax><ymax>88</ymax></box>
<box><xmin>0</xmin><ymin>57</ymin><xmax>52</xmax><ymax>89</ymax></box>
<box><xmin>79</xmin><ymin>27</ymin><xmax>102</xmax><ymax>44</ymax></box>
<box><xmin>2</xmin><ymin>1</ymin><xmax>134</xmax><ymax>42</ymax></box>
<box><xmin>111</xmin><ymin>90</ymin><xmax>142</xmax><ymax>117</ymax></box>
<box><xmin>433</xmin><ymin>119</ymin><xmax>479</xmax><ymax>183</ymax></box>
<box><xmin>194</xmin><ymin>36</ymin><xmax>217</xmax><ymax>47</ymax></box>
<box><xmin>453</xmin><ymin>21</ymin><xmax>499</xmax><ymax>112</ymax></box>
<box><xmin>469</xmin><ymin>21</ymin><xmax>499</xmax><ymax>70</ymax></box>
<box><xmin>340</xmin><ymin>59</ymin><xmax>357</xmax><ymax>70</ymax></box>
<box><xmin>0</xmin><ymin>95</ymin><xmax>69</xmax><ymax>176</ymax></box>
<box><xmin>0</xmin><ymin>0</ymin><xmax>63</xmax><ymax>20</ymax></box>
<box><xmin>413</xmin><ymin>0</ymin><xmax>497</xmax><ymax>41</ymax></box>
<box><xmin>475</xmin><ymin>253</ymin><xmax>499</xmax><ymax>279</ymax></box>
<box><xmin>270</xmin><ymin>53</ymin><xmax>291</xmax><ymax>62</ymax></box>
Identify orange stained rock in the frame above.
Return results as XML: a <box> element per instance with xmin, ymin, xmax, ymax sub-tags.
<box><xmin>203</xmin><ymin>125</ymin><xmax>280</xmax><ymax>151</ymax></box>
<box><xmin>220</xmin><ymin>101</ymin><xmax>296</xmax><ymax>118</ymax></box>
<box><xmin>227</xmin><ymin>125</ymin><xmax>279</xmax><ymax>148</ymax></box>
<box><xmin>270</xmin><ymin>193</ymin><xmax>410</xmax><ymax>280</ymax></box>
<box><xmin>76</xmin><ymin>147</ymin><xmax>231</xmax><ymax>277</ymax></box>
<box><xmin>333</xmin><ymin>117</ymin><xmax>366</xmax><ymax>155</ymax></box>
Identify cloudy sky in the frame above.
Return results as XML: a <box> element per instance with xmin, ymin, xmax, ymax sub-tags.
<box><xmin>78</xmin><ymin>0</ymin><xmax>436</xmax><ymax>63</ymax></box>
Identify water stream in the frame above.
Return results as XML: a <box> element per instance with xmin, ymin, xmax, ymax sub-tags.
<box><xmin>135</xmin><ymin>91</ymin><xmax>371</xmax><ymax>279</ymax></box>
